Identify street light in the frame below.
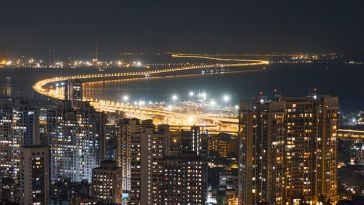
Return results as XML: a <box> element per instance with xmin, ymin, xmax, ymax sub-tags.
<box><xmin>189</xmin><ymin>91</ymin><xmax>194</xmax><ymax>97</ymax></box>
<box><xmin>235</xmin><ymin>105</ymin><xmax>239</xmax><ymax>115</ymax></box>
<box><xmin>209</xmin><ymin>99</ymin><xmax>216</xmax><ymax>112</ymax></box>
<box><xmin>210</xmin><ymin>100</ymin><xmax>216</xmax><ymax>107</ymax></box>
<box><xmin>122</xmin><ymin>95</ymin><xmax>129</xmax><ymax>102</ymax></box>
<box><xmin>187</xmin><ymin>115</ymin><xmax>195</xmax><ymax>125</ymax></box>
<box><xmin>201</xmin><ymin>92</ymin><xmax>207</xmax><ymax>101</ymax></box>
<box><xmin>223</xmin><ymin>94</ymin><xmax>230</xmax><ymax>103</ymax></box>
<box><xmin>172</xmin><ymin>94</ymin><xmax>178</xmax><ymax>101</ymax></box>
<box><xmin>139</xmin><ymin>100</ymin><xmax>145</xmax><ymax>107</ymax></box>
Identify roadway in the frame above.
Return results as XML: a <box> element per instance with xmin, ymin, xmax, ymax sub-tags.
<box><xmin>33</xmin><ymin>55</ymin><xmax>267</xmax><ymax>134</ymax></box>
<box><xmin>32</xmin><ymin>54</ymin><xmax>364</xmax><ymax>139</ymax></box>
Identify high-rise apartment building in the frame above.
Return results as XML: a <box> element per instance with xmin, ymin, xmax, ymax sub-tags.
<box><xmin>92</xmin><ymin>160</ymin><xmax>122</xmax><ymax>203</ymax></box>
<box><xmin>127</xmin><ymin>120</ymin><xmax>170</xmax><ymax>204</ymax></box>
<box><xmin>47</xmin><ymin>99</ymin><xmax>105</xmax><ymax>182</ymax></box>
<box><xmin>64</xmin><ymin>79</ymin><xmax>83</xmax><ymax>110</ymax></box>
<box><xmin>163</xmin><ymin>152</ymin><xmax>207</xmax><ymax>205</ymax></box>
<box><xmin>20</xmin><ymin>145</ymin><xmax>50</xmax><ymax>205</ymax></box>
<box><xmin>238</xmin><ymin>95</ymin><xmax>338</xmax><ymax>205</ymax></box>
<box><xmin>115</xmin><ymin>118</ymin><xmax>208</xmax><ymax>204</ymax></box>
<box><xmin>116</xmin><ymin>118</ymin><xmax>140</xmax><ymax>192</ymax></box>
<box><xmin>0</xmin><ymin>98</ymin><xmax>39</xmax><ymax>200</ymax></box>
<box><xmin>104</xmin><ymin>124</ymin><xmax>120</xmax><ymax>160</ymax></box>
<box><xmin>181</xmin><ymin>126</ymin><xmax>208</xmax><ymax>157</ymax></box>
<box><xmin>209</xmin><ymin>133</ymin><xmax>238</xmax><ymax>158</ymax></box>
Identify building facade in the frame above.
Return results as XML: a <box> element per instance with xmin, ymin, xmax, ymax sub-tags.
<box><xmin>127</xmin><ymin>120</ymin><xmax>170</xmax><ymax>204</ymax></box>
<box><xmin>163</xmin><ymin>152</ymin><xmax>207</xmax><ymax>205</ymax></box>
<box><xmin>116</xmin><ymin>118</ymin><xmax>140</xmax><ymax>192</ymax></box>
<box><xmin>209</xmin><ymin>133</ymin><xmax>238</xmax><ymax>158</ymax></box>
<box><xmin>47</xmin><ymin>100</ymin><xmax>105</xmax><ymax>182</ymax></box>
<box><xmin>0</xmin><ymin>98</ymin><xmax>39</xmax><ymax>200</ymax></box>
<box><xmin>64</xmin><ymin>79</ymin><xmax>83</xmax><ymax>110</ymax></box>
<box><xmin>92</xmin><ymin>160</ymin><xmax>122</xmax><ymax>203</ymax></box>
<box><xmin>20</xmin><ymin>145</ymin><xmax>50</xmax><ymax>205</ymax></box>
<box><xmin>238</xmin><ymin>95</ymin><xmax>338</xmax><ymax>205</ymax></box>
<box><xmin>115</xmin><ymin>118</ymin><xmax>208</xmax><ymax>204</ymax></box>
<box><xmin>181</xmin><ymin>126</ymin><xmax>209</xmax><ymax>157</ymax></box>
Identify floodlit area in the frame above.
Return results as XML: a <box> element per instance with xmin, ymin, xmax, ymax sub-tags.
<box><xmin>33</xmin><ymin>55</ymin><xmax>268</xmax><ymax>133</ymax></box>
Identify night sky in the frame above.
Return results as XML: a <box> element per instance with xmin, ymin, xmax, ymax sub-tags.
<box><xmin>0</xmin><ymin>0</ymin><xmax>363</xmax><ymax>57</ymax></box>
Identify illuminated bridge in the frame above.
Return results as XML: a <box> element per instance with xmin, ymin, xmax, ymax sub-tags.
<box><xmin>32</xmin><ymin>54</ymin><xmax>364</xmax><ymax>137</ymax></box>
<box><xmin>34</xmin><ymin>62</ymin><xmax>265</xmax><ymax>98</ymax></box>
<box><xmin>33</xmin><ymin>55</ymin><xmax>268</xmax><ymax>134</ymax></box>
<box><xmin>337</xmin><ymin>129</ymin><xmax>364</xmax><ymax>140</ymax></box>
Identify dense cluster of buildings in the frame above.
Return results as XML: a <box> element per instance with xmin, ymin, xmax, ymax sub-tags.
<box><xmin>1</xmin><ymin>80</ymin><xmax>363</xmax><ymax>204</ymax></box>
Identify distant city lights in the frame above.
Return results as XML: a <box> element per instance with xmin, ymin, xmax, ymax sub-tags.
<box><xmin>133</xmin><ymin>61</ymin><xmax>143</xmax><ymax>67</ymax></box>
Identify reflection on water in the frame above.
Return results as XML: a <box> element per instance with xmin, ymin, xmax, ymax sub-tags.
<box><xmin>2</xmin><ymin>76</ymin><xmax>12</xmax><ymax>97</ymax></box>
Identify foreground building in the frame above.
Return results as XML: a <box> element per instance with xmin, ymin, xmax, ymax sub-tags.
<box><xmin>112</xmin><ymin>118</ymin><xmax>208</xmax><ymax>204</ymax></box>
<box><xmin>64</xmin><ymin>79</ymin><xmax>83</xmax><ymax>110</ymax></box>
<box><xmin>163</xmin><ymin>152</ymin><xmax>207</xmax><ymax>205</ymax></box>
<box><xmin>238</xmin><ymin>95</ymin><xmax>338</xmax><ymax>205</ymax></box>
<box><xmin>127</xmin><ymin>120</ymin><xmax>170</xmax><ymax>204</ymax></box>
<box><xmin>115</xmin><ymin>118</ymin><xmax>140</xmax><ymax>192</ymax></box>
<box><xmin>20</xmin><ymin>145</ymin><xmax>50</xmax><ymax>205</ymax></box>
<box><xmin>92</xmin><ymin>160</ymin><xmax>122</xmax><ymax>203</ymax></box>
<box><xmin>0</xmin><ymin>98</ymin><xmax>39</xmax><ymax>200</ymax></box>
<box><xmin>47</xmin><ymin>80</ymin><xmax>105</xmax><ymax>182</ymax></box>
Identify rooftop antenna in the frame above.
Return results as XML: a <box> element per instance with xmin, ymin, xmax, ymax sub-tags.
<box><xmin>95</xmin><ymin>40</ymin><xmax>99</xmax><ymax>61</ymax></box>
<box><xmin>48</xmin><ymin>49</ymin><xmax>52</xmax><ymax>68</ymax></box>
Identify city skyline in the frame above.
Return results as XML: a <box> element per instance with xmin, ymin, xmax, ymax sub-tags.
<box><xmin>1</xmin><ymin>1</ymin><xmax>364</xmax><ymax>205</ymax></box>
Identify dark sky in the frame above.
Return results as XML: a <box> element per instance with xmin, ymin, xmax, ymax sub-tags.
<box><xmin>0</xmin><ymin>0</ymin><xmax>363</xmax><ymax>57</ymax></box>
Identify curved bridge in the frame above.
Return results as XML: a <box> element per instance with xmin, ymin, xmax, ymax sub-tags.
<box><xmin>33</xmin><ymin>55</ymin><xmax>268</xmax><ymax>133</ymax></box>
<box><xmin>32</xmin><ymin>54</ymin><xmax>364</xmax><ymax>137</ymax></box>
